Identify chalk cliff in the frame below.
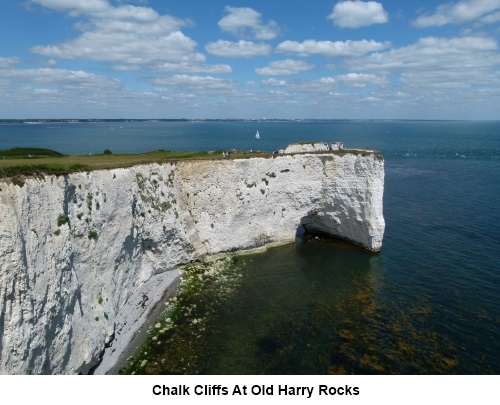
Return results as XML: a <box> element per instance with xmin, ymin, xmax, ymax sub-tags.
<box><xmin>283</xmin><ymin>141</ymin><xmax>344</xmax><ymax>154</ymax></box>
<box><xmin>0</xmin><ymin>150</ymin><xmax>384</xmax><ymax>374</ymax></box>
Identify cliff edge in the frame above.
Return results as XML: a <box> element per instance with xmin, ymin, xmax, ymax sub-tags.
<box><xmin>0</xmin><ymin>150</ymin><xmax>384</xmax><ymax>374</ymax></box>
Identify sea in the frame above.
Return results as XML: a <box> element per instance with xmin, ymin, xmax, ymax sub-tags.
<box><xmin>1</xmin><ymin>119</ymin><xmax>499</xmax><ymax>374</ymax></box>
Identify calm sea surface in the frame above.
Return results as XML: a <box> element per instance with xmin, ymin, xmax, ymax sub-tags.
<box><xmin>1</xmin><ymin>120</ymin><xmax>499</xmax><ymax>374</ymax></box>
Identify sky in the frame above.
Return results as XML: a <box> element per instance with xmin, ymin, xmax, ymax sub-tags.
<box><xmin>0</xmin><ymin>0</ymin><xmax>499</xmax><ymax>119</ymax></box>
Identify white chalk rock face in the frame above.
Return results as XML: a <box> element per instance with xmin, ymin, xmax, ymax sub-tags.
<box><xmin>283</xmin><ymin>142</ymin><xmax>331</xmax><ymax>153</ymax></box>
<box><xmin>0</xmin><ymin>151</ymin><xmax>384</xmax><ymax>374</ymax></box>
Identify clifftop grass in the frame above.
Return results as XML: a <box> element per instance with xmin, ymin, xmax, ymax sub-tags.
<box><xmin>0</xmin><ymin>147</ymin><xmax>382</xmax><ymax>179</ymax></box>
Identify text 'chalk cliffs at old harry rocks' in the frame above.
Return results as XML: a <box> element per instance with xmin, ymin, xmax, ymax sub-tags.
<box><xmin>0</xmin><ymin>150</ymin><xmax>385</xmax><ymax>374</ymax></box>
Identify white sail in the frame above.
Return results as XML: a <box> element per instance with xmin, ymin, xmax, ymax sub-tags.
<box><xmin>255</xmin><ymin>130</ymin><xmax>260</xmax><ymax>139</ymax></box>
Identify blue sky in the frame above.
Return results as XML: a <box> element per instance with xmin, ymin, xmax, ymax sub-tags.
<box><xmin>1</xmin><ymin>0</ymin><xmax>499</xmax><ymax>119</ymax></box>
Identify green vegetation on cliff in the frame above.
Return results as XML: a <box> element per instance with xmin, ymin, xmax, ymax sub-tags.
<box><xmin>0</xmin><ymin>147</ymin><xmax>382</xmax><ymax>179</ymax></box>
<box><xmin>0</xmin><ymin>147</ymin><xmax>65</xmax><ymax>158</ymax></box>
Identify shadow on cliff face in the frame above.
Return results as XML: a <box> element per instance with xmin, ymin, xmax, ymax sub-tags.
<box><xmin>295</xmin><ymin>224</ymin><xmax>306</xmax><ymax>242</ymax></box>
<box><xmin>297</xmin><ymin>212</ymin><xmax>337</xmax><ymax>245</ymax></box>
<box><xmin>296</xmin><ymin>219</ymin><xmax>341</xmax><ymax>246</ymax></box>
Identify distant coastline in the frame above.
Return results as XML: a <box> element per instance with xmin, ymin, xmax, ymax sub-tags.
<box><xmin>0</xmin><ymin>118</ymin><xmax>480</xmax><ymax>125</ymax></box>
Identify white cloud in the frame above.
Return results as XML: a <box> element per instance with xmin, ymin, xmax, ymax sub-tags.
<box><xmin>353</xmin><ymin>36</ymin><xmax>498</xmax><ymax>70</ymax></box>
<box><xmin>258</xmin><ymin>74</ymin><xmax>386</xmax><ymax>94</ymax></box>
<box><xmin>319</xmin><ymin>77</ymin><xmax>337</xmax><ymax>85</ymax></box>
<box><xmin>0</xmin><ymin>64</ymin><xmax>216</xmax><ymax>118</ymax></box>
<box><xmin>261</xmin><ymin>78</ymin><xmax>287</xmax><ymax>86</ymax></box>
<box><xmin>400</xmin><ymin>72</ymin><xmax>475</xmax><ymax>89</ymax></box>
<box><xmin>32</xmin><ymin>30</ymin><xmax>203</xmax><ymax>65</ymax></box>
<box><xmin>328</xmin><ymin>1</ymin><xmax>389</xmax><ymax>28</ymax></box>
<box><xmin>0</xmin><ymin>57</ymin><xmax>20</xmax><ymax>68</ymax></box>
<box><xmin>276</xmin><ymin>39</ymin><xmax>391</xmax><ymax>57</ymax></box>
<box><xmin>114</xmin><ymin>61</ymin><xmax>232</xmax><ymax>74</ymax></box>
<box><xmin>481</xmin><ymin>10</ymin><xmax>500</xmax><ymax>23</ymax></box>
<box><xmin>205</xmin><ymin>40</ymin><xmax>272</xmax><ymax>58</ymax></box>
<box><xmin>218</xmin><ymin>6</ymin><xmax>282</xmax><ymax>39</ymax></box>
<box><xmin>255</xmin><ymin>59</ymin><xmax>315</xmax><ymax>76</ymax></box>
<box><xmin>254</xmin><ymin>76</ymin><xmax>341</xmax><ymax>99</ymax></box>
<box><xmin>3</xmin><ymin>2</ymin><xmax>497</xmax><ymax>119</ymax></box>
<box><xmin>29</xmin><ymin>0</ymin><xmax>224</xmax><ymax>73</ymax></box>
<box><xmin>152</xmin><ymin>75</ymin><xmax>237</xmax><ymax>92</ymax></box>
<box><xmin>0</xmin><ymin>65</ymin><xmax>127</xmax><ymax>115</ymax></box>
<box><xmin>336</xmin><ymin>73</ymin><xmax>388</xmax><ymax>87</ymax></box>
<box><xmin>31</xmin><ymin>0</ymin><xmax>109</xmax><ymax>15</ymax></box>
<box><xmin>347</xmin><ymin>36</ymin><xmax>500</xmax><ymax>89</ymax></box>
<box><xmin>115</xmin><ymin>0</ymin><xmax>149</xmax><ymax>3</ymax></box>
<box><xmin>150</xmin><ymin>74</ymin><xmax>240</xmax><ymax>108</ymax></box>
<box><xmin>150</xmin><ymin>63</ymin><xmax>232</xmax><ymax>74</ymax></box>
<box><xmin>0</xmin><ymin>66</ymin><xmax>121</xmax><ymax>88</ymax></box>
<box><xmin>413</xmin><ymin>0</ymin><xmax>500</xmax><ymax>27</ymax></box>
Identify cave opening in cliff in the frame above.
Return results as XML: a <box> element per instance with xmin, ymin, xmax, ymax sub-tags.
<box><xmin>295</xmin><ymin>224</ymin><xmax>306</xmax><ymax>242</ymax></box>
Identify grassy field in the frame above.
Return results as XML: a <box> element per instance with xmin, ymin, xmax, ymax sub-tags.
<box><xmin>0</xmin><ymin>148</ymin><xmax>270</xmax><ymax>178</ymax></box>
<box><xmin>0</xmin><ymin>147</ymin><xmax>381</xmax><ymax>179</ymax></box>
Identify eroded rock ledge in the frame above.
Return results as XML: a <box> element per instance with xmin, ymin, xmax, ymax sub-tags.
<box><xmin>0</xmin><ymin>149</ymin><xmax>384</xmax><ymax>374</ymax></box>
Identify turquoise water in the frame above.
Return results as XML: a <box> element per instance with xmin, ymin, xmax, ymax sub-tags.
<box><xmin>2</xmin><ymin>120</ymin><xmax>499</xmax><ymax>374</ymax></box>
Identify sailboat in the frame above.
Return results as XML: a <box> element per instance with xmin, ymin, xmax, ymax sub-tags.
<box><xmin>255</xmin><ymin>130</ymin><xmax>260</xmax><ymax>139</ymax></box>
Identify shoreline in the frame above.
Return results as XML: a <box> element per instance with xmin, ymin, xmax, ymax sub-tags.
<box><xmin>95</xmin><ymin>240</ymin><xmax>299</xmax><ymax>374</ymax></box>
<box><xmin>92</xmin><ymin>269</ymin><xmax>183</xmax><ymax>375</ymax></box>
